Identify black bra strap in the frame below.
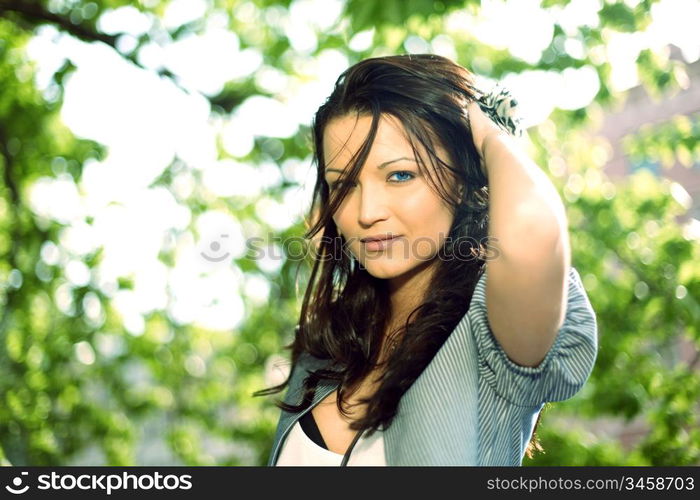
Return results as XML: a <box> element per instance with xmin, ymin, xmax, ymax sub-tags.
<box><xmin>299</xmin><ymin>410</ymin><xmax>328</xmax><ymax>450</ymax></box>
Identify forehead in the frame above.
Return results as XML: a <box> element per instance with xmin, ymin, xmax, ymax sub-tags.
<box><xmin>322</xmin><ymin>113</ymin><xmax>413</xmax><ymax>172</ymax></box>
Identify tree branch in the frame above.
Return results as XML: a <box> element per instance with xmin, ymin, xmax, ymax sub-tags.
<box><xmin>0</xmin><ymin>0</ymin><xmax>194</xmax><ymax>98</ymax></box>
<box><xmin>0</xmin><ymin>0</ymin><xmax>118</xmax><ymax>46</ymax></box>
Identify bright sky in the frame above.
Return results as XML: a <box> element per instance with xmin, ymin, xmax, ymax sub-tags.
<box><xmin>21</xmin><ymin>0</ymin><xmax>700</xmax><ymax>353</ymax></box>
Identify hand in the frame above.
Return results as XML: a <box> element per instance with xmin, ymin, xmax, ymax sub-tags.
<box><xmin>466</xmin><ymin>100</ymin><xmax>508</xmax><ymax>176</ymax></box>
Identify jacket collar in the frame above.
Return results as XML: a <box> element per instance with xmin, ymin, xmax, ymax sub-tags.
<box><xmin>267</xmin><ymin>353</ymin><xmax>341</xmax><ymax>465</ymax></box>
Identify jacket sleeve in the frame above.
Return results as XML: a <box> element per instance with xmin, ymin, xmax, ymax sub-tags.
<box><xmin>467</xmin><ymin>265</ymin><xmax>598</xmax><ymax>407</ymax></box>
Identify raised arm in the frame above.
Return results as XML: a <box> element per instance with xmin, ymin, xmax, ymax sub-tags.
<box><xmin>467</xmin><ymin>101</ymin><xmax>571</xmax><ymax>368</ymax></box>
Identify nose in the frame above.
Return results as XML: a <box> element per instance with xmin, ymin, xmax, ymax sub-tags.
<box><xmin>356</xmin><ymin>184</ymin><xmax>390</xmax><ymax>227</ymax></box>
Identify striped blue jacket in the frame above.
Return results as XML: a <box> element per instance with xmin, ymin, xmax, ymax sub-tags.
<box><xmin>267</xmin><ymin>266</ymin><xmax>598</xmax><ymax>466</ymax></box>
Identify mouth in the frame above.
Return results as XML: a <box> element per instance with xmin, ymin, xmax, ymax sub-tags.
<box><xmin>360</xmin><ymin>234</ymin><xmax>401</xmax><ymax>243</ymax></box>
<box><xmin>360</xmin><ymin>235</ymin><xmax>402</xmax><ymax>251</ymax></box>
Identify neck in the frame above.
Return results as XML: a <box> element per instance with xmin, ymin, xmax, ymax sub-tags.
<box><xmin>387</xmin><ymin>258</ymin><xmax>436</xmax><ymax>330</ymax></box>
<box><xmin>376</xmin><ymin>265</ymin><xmax>431</xmax><ymax>365</ymax></box>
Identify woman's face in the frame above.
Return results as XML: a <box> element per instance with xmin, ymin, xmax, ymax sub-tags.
<box><xmin>322</xmin><ymin>113</ymin><xmax>456</xmax><ymax>286</ymax></box>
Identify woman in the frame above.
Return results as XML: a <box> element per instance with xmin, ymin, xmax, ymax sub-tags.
<box><xmin>254</xmin><ymin>54</ymin><xmax>598</xmax><ymax>466</ymax></box>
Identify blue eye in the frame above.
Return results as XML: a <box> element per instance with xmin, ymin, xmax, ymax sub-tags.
<box><xmin>389</xmin><ymin>171</ymin><xmax>415</xmax><ymax>183</ymax></box>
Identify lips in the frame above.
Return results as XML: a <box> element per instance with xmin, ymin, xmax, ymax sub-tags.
<box><xmin>360</xmin><ymin>234</ymin><xmax>402</xmax><ymax>252</ymax></box>
<box><xmin>360</xmin><ymin>234</ymin><xmax>400</xmax><ymax>243</ymax></box>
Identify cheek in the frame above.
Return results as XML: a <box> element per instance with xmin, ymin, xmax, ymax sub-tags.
<box><xmin>405</xmin><ymin>191</ymin><xmax>449</xmax><ymax>223</ymax></box>
<box><xmin>331</xmin><ymin>209</ymin><xmax>345</xmax><ymax>231</ymax></box>
<box><xmin>413</xmin><ymin>200</ymin><xmax>454</xmax><ymax>240</ymax></box>
<box><xmin>332</xmin><ymin>210</ymin><xmax>352</xmax><ymax>241</ymax></box>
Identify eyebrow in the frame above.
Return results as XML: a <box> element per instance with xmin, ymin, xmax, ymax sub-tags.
<box><xmin>324</xmin><ymin>157</ymin><xmax>416</xmax><ymax>176</ymax></box>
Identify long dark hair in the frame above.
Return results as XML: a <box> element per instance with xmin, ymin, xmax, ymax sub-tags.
<box><xmin>254</xmin><ymin>53</ymin><xmax>543</xmax><ymax>459</ymax></box>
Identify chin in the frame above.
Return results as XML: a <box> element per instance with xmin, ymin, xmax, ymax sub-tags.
<box><xmin>356</xmin><ymin>258</ymin><xmax>416</xmax><ymax>279</ymax></box>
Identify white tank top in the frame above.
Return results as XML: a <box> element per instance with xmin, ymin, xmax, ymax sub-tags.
<box><xmin>275</xmin><ymin>420</ymin><xmax>387</xmax><ymax>466</ymax></box>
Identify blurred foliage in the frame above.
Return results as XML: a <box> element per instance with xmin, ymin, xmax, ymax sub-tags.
<box><xmin>0</xmin><ymin>0</ymin><xmax>699</xmax><ymax>466</ymax></box>
<box><xmin>623</xmin><ymin>112</ymin><xmax>700</xmax><ymax>169</ymax></box>
<box><xmin>343</xmin><ymin>0</ymin><xmax>475</xmax><ymax>32</ymax></box>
